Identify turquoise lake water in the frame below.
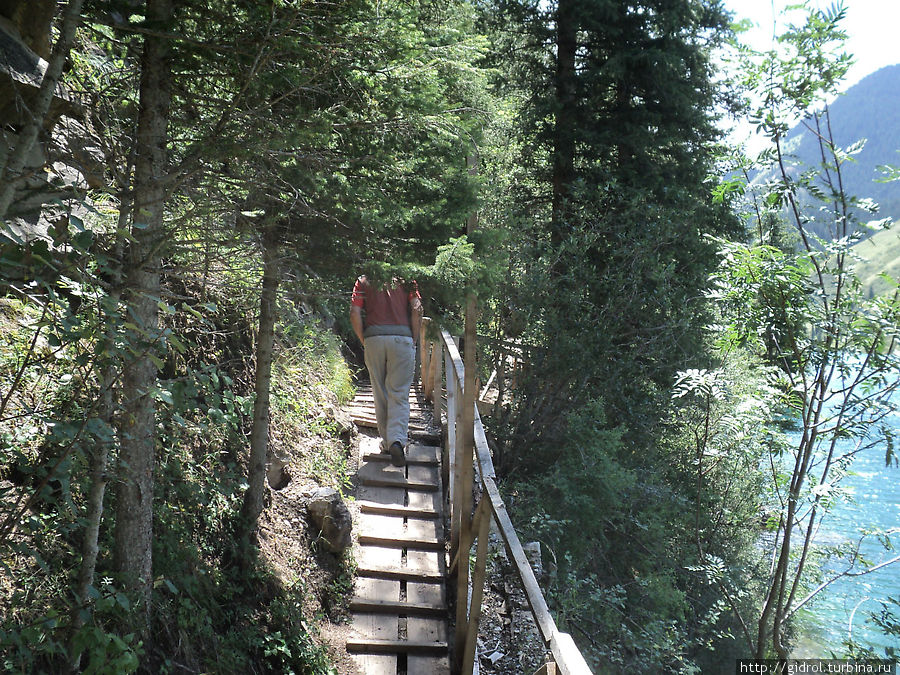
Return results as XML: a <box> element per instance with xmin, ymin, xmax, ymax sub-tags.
<box><xmin>790</xmin><ymin>425</ymin><xmax>900</xmax><ymax>657</ymax></box>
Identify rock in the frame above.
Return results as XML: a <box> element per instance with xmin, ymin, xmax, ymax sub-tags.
<box><xmin>485</xmin><ymin>650</ymin><xmax>506</xmax><ymax>665</ymax></box>
<box><xmin>522</xmin><ymin>541</ymin><xmax>543</xmax><ymax>580</ymax></box>
<box><xmin>331</xmin><ymin>405</ymin><xmax>354</xmax><ymax>437</ymax></box>
<box><xmin>0</xmin><ymin>1</ymin><xmax>55</xmax><ymax>58</ymax></box>
<box><xmin>266</xmin><ymin>455</ymin><xmax>290</xmax><ymax>490</ymax></box>
<box><xmin>304</xmin><ymin>487</ymin><xmax>352</xmax><ymax>553</ymax></box>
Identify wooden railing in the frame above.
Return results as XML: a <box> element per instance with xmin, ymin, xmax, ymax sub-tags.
<box><xmin>419</xmin><ymin>318</ymin><xmax>593</xmax><ymax>675</ymax></box>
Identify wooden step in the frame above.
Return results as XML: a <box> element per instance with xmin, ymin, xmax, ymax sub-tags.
<box><xmin>410</xmin><ymin>430</ymin><xmax>441</xmax><ymax>443</ymax></box>
<box><xmin>358</xmin><ymin>547</ymin><xmax>444</xmax><ymax>580</ymax></box>
<box><xmin>346</xmin><ymin>638</ymin><xmax>448</xmax><ymax>655</ymax></box>
<box><xmin>359</xmin><ymin>476</ymin><xmax>438</xmax><ymax>492</ymax></box>
<box><xmin>362</xmin><ymin>453</ymin><xmax>438</xmax><ymax>467</ymax></box>
<box><xmin>358</xmin><ymin>534</ymin><xmax>443</xmax><ymax>550</ymax></box>
<box><xmin>350</xmin><ymin>598</ymin><xmax>446</xmax><ymax>616</ymax></box>
<box><xmin>363</xmin><ymin>443</ymin><xmax>440</xmax><ymax>466</ymax></box>
<box><xmin>350</xmin><ymin>417</ymin><xmax>430</xmax><ymax>428</ymax></box>
<box><xmin>357</xmin><ymin>500</ymin><xmax>439</xmax><ymax>519</ymax></box>
<box><xmin>356</xmin><ymin>566</ymin><xmax>443</xmax><ymax>582</ymax></box>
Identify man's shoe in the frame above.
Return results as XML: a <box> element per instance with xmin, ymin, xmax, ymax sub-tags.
<box><xmin>389</xmin><ymin>441</ymin><xmax>405</xmax><ymax>467</ymax></box>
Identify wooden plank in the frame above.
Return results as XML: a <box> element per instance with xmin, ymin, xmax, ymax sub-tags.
<box><xmin>351</xmin><ymin>580</ymin><xmax>400</xmax><ymax>675</ymax></box>
<box><xmin>352</xmin><ymin>415</ymin><xmax>430</xmax><ymax>431</ymax></box>
<box><xmin>406</xmin><ymin>517</ymin><xmax>441</xmax><ymax>542</ymax></box>
<box><xmin>359</xmin><ymin>511</ymin><xmax>407</xmax><ymax>533</ymax></box>
<box><xmin>482</xmin><ymin>476</ymin><xmax>556</xmax><ymax>642</ymax></box>
<box><xmin>355</xmin><ymin>575</ymin><xmax>400</xmax><ymax>602</ymax></box>
<box><xmin>452</xmin><ymin>307</ymin><xmax>477</xmax><ymax>670</ymax></box>
<box><xmin>356</xmin><ymin>504</ymin><xmax>404</xmax><ymax>593</ymax></box>
<box><xmin>406</xmin><ymin>486</ymin><xmax>440</xmax><ymax>513</ymax></box>
<box><xmin>349</xmin><ymin>408</ymin><xmax>430</xmax><ymax>421</ymax></box>
<box><xmin>549</xmin><ymin>632</ymin><xmax>593</xmax><ymax>675</ymax></box>
<box><xmin>357</xmin><ymin>546</ymin><xmax>443</xmax><ymax>581</ymax></box>
<box><xmin>358</xmin><ymin>461</ymin><xmax>414</xmax><ymax>483</ymax></box>
<box><xmin>358</xmin><ymin>501</ymin><xmax>439</xmax><ymax>519</ymax></box>
<box><xmin>408</xmin><ymin>581</ymin><xmax>450</xmax><ymax>675</ymax></box>
<box><xmin>356</xmin><ymin>565</ymin><xmax>443</xmax><ymax>583</ymax></box>
<box><xmin>408</xmin><ymin>580</ymin><xmax>445</xmax><ymax>608</ymax></box>
<box><xmin>431</xmin><ymin>342</ymin><xmax>442</xmax><ymax>423</ymax></box>
<box><xmin>462</xmin><ymin>500</ymin><xmax>492</xmax><ymax>675</ymax></box>
<box><xmin>350</xmin><ymin>554</ymin><xmax>400</xmax><ymax>674</ymax></box>
<box><xmin>346</xmin><ymin>638</ymin><xmax>448</xmax><ymax>655</ymax></box>
<box><xmin>357</xmin><ymin>545</ymin><xmax>403</xmax><ymax>574</ymax></box>
<box><xmin>350</xmin><ymin>394</ymin><xmax>429</xmax><ymax>407</ymax></box>
<box><xmin>409</xmin><ymin>444</ymin><xmax>442</xmax><ymax>463</ymax></box>
<box><xmin>406</xmin><ymin>549</ymin><xmax>444</xmax><ymax>577</ymax></box>
<box><xmin>407</xmin><ymin>463</ymin><xmax>440</xmax><ymax>488</ymax></box>
<box><xmin>407</xmin><ymin>619</ymin><xmax>450</xmax><ymax>675</ymax></box>
<box><xmin>351</xmin><ymin>403</ymin><xmax>428</xmax><ymax>412</ymax></box>
<box><xmin>360</xmin><ymin>476</ymin><xmax>439</xmax><ymax>492</ymax></box>
<box><xmin>352</xmin><ymin>388</ymin><xmax>428</xmax><ymax>401</ymax></box>
<box><xmin>409</xmin><ymin>429</ymin><xmax>442</xmax><ymax>444</ymax></box>
<box><xmin>444</xmin><ymin>348</ymin><xmax>458</xmax><ymax>519</ymax></box>
<box><xmin>351</xmin><ymin>608</ymin><xmax>398</xmax><ymax>639</ymax></box>
<box><xmin>350</xmin><ymin>578</ymin><xmax>399</xmax><ymax>675</ymax></box>
<box><xmin>349</xmin><ymin>598</ymin><xmax>446</xmax><ymax>616</ymax></box>
<box><xmin>363</xmin><ymin>452</ymin><xmax>439</xmax><ymax>467</ymax></box>
<box><xmin>357</xmin><ymin>484</ymin><xmax>405</xmax><ymax>508</ymax></box>
<box><xmin>358</xmin><ymin>534</ymin><xmax>443</xmax><ymax>551</ymax></box>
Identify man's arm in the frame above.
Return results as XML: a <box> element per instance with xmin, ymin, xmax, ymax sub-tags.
<box><xmin>410</xmin><ymin>296</ymin><xmax>423</xmax><ymax>343</ymax></box>
<box><xmin>350</xmin><ymin>305</ymin><xmax>365</xmax><ymax>344</ymax></box>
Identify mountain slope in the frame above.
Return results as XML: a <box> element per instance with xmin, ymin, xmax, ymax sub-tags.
<box><xmin>785</xmin><ymin>64</ymin><xmax>900</xmax><ymax>221</ymax></box>
<box><xmin>852</xmin><ymin>226</ymin><xmax>900</xmax><ymax>297</ymax></box>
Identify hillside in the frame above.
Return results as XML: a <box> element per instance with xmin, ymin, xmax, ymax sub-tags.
<box><xmin>852</xmin><ymin>226</ymin><xmax>900</xmax><ymax>297</ymax></box>
<box><xmin>785</xmin><ymin>64</ymin><xmax>900</xmax><ymax>221</ymax></box>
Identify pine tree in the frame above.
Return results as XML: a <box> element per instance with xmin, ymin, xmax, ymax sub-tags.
<box><xmin>483</xmin><ymin>0</ymin><xmax>742</xmax><ymax>668</ymax></box>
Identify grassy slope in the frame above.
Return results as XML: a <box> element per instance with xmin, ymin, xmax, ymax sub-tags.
<box><xmin>0</xmin><ymin>279</ymin><xmax>358</xmax><ymax>673</ymax></box>
<box><xmin>852</xmin><ymin>227</ymin><xmax>900</xmax><ymax>297</ymax></box>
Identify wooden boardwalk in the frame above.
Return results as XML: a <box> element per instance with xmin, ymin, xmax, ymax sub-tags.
<box><xmin>347</xmin><ymin>384</ymin><xmax>450</xmax><ymax>674</ymax></box>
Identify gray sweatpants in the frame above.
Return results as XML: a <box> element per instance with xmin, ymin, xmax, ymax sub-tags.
<box><xmin>364</xmin><ymin>335</ymin><xmax>416</xmax><ymax>448</ymax></box>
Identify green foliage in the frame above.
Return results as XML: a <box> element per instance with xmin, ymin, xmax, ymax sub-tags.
<box><xmin>705</xmin><ymin>0</ymin><xmax>900</xmax><ymax>658</ymax></box>
<box><xmin>0</xmin><ymin>241</ymin><xmax>355</xmax><ymax>671</ymax></box>
<box><xmin>509</xmin><ymin>399</ymin><xmax>723</xmax><ymax>672</ymax></box>
<box><xmin>475</xmin><ymin>1</ymin><xmax>747</xmax><ymax>668</ymax></box>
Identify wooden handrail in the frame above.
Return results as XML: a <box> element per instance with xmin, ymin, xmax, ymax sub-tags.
<box><xmin>420</xmin><ymin>324</ymin><xmax>593</xmax><ymax>675</ymax></box>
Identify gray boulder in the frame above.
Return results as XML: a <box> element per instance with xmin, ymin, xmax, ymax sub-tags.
<box><xmin>304</xmin><ymin>487</ymin><xmax>352</xmax><ymax>554</ymax></box>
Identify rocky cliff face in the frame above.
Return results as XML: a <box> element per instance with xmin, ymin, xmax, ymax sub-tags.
<box><xmin>0</xmin><ymin>0</ymin><xmax>55</xmax><ymax>57</ymax></box>
<box><xmin>0</xmin><ymin>1</ymin><xmax>102</xmax><ymax>241</ymax></box>
<box><xmin>0</xmin><ymin>1</ymin><xmax>57</xmax><ymax>129</ymax></box>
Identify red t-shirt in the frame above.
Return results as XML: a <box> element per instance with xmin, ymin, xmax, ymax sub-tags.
<box><xmin>351</xmin><ymin>276</ymin><xmax>420</xmax><ymax>327</ymax></box>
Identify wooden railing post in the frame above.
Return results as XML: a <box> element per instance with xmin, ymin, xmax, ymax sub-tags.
<box><xmin>446</xmin><ymin>345</ymin><xmax>459</xmax><ymax>551</ymax></box>
<box><xmin>454</xmin><ymin>269</ymin><xmax>478</xmax><ymax>667</ymax></box>
<box><xmin>427</xmin><ymin>336</ymin><xmax>440</xmax><ymax>405</ymax></box>
<box><xmin>420</xmin><ymin>317</ymin><xmax>432</xmax><ymax>395</ymax></box>
<box><xmin>436</xmin><ymin>325</ymin><xmax>593</xmax><ymax>674</ymax></box>
<box><xmin>461</xmin><ymin>497</ymin><xmax>491</xmax><ymax>674</ymax></box>
<box><xmin>433</xmin><ymin>340</ymin><xmax>447</xmax><ymax>498</ymax></box>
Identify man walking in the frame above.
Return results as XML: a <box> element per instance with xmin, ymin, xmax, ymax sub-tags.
<box><xmin>350</xmin><ymin>275</ymin><xmax>423</xmax><ymax>466</ymax></box>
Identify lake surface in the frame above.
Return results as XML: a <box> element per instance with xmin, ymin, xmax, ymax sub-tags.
<box><xmin>791</xmin><ymin>426</ymin><xmax>900</xmax><ymax>657</ymax></box>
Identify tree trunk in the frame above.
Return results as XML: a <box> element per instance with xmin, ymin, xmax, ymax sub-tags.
<box><xmin>113</xmin><ymin>0</ymin><xmax>173</xmax><ymax>631</ymax></box>
<box><xmin>237</xmin><ymin>226</ymin><xmax>280</xmax><ymax>565</ymax></box>
<box><xmin>0</xmin><ymin>0</ymin><xmax>84</xmax><ymax>220</ymax></box>
<box><xmin>551</xmin><ymin>0</ymin><xmax>577</xmax><ymax>242</ymax></box>
<box><xmin>69</xmin><ymin>220</ymin><xmax>127</xmax><ymax>666</ymax></box>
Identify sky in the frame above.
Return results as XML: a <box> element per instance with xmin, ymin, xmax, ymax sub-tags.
<box><xmin>722</xmin><ymin>0</ymin><xmax>900</xmax><ymax>91</ymax></box>
<box><xmin>719</xmin><ymin>0</ymin><xmax>900</xmax><ymax>150</ymax></box>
